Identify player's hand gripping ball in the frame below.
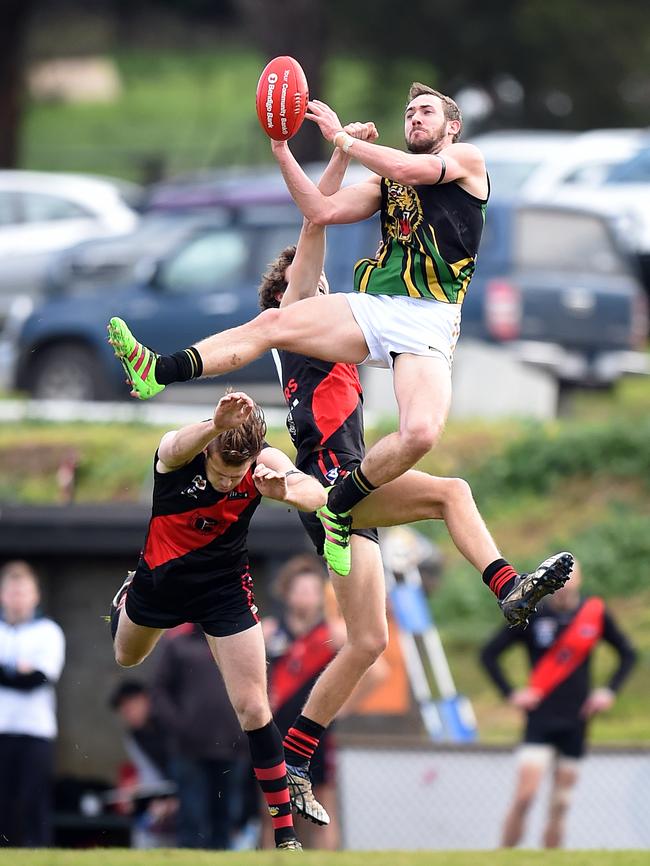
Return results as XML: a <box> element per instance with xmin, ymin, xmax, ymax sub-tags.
<box><xmin>256</xmin><ymin>56</ymin><xmax>308</xmax><ymax>141</ymax></box>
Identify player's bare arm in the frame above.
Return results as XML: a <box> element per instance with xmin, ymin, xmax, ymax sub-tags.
<box><xmin>271</xmin><ymin>137</ymin><xmax>381</xmax><ymax>226</ymax></box>
<box><xmin>254</xmin><ymin>446</ymin><xmax>327</xmax><ymax>511</ymax></box>
<box><xmin>157</xmin><ymin>392</ymin><xmax>255</xmax><ymax>472</ymax></box>
<box><xmin>281</xmin><ymin>122</ymin><xmax>378</xmax><ymax>307</ymax></box>
<box><xmin>307</xmin><ymin>97</ymin><xmax>488</xmax><ymax>198</ymax></box>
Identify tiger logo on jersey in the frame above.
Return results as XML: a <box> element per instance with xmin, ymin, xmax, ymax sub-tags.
<box><xmin>385</xmin><ymin>182</ymin><xmax>423</xmax><ymax>243</ymax></box>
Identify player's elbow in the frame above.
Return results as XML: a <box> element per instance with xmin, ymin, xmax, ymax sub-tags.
<box><xmin>309</xmin><ymin>209</ymin><xmax>332</xmax><ymax>227</ymax></box>
<box><xmin>301</xmin><ymin>216</ymin><xmax>323</xmax><ymax>235</ymax></box>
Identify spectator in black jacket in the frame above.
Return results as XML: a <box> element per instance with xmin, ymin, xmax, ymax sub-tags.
<box><xmin>0</xmin><ymin>561</ymin><xmax>65</xmax><ymax>847</ymax></box>
<box><xmin>480</xmin><ymin>561</ymin><xmax>636</xmax><ymax>848</ymax></box>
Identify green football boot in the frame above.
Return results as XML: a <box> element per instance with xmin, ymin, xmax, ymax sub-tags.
<box><xmin>317</xmin><ymin>500</ymin><xmax>353</xmax><ymax>576</ymax></box>
<box><xmin>107</xmin><ymin>317</ymin><xmax>165</xmax><ymax>400</ymax></box>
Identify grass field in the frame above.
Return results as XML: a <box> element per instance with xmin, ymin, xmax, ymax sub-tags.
<box><xmin>23</xmin><ymin>49</ymin><xmax>439</xmax><ymax>181</ymax></box>
<box><xmin>1</xmin><ymin>852</ymin><xmax>648</xmax><ymax>866</ymax></box>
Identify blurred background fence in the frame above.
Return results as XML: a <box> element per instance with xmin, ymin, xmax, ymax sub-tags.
<box><xmin>337</xmin><ymin>741</ymin><xmax>650</xmax><ymax>850</ymax></box>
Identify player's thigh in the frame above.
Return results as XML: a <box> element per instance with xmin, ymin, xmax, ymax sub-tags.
<box><xmin>330</xmin><ymin>535</ymin><xmax>387</xmax><ymax>640</ymax></box>
<box><xmin>205</xmin><ymin>622</ymin><xmax>269</xmax><ymax>707</ymax></box>
<box><xmin>352</xmin><ymin>469</ymin><xmax>454</xmax><ymax>528</ymax></box>
<box><xmin>114</xmin><ymin>607</ymin><xmax>165</xmax><ymax>665</ymax></box>
<box><xmin>393</xmin><ymin>352</ymin><xmax>452</xmax><ymax>433</ymax></box>
<box><xmin>275</xmin><ymin>294</ymin><xmax>368</xmax><ymax>363</ymax></box>
<box><xmin>514</xmin><ymin>744</ymin><xmax>553</xmax><ymax>800</ymax></box>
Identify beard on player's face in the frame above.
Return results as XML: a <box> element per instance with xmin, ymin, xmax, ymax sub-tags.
<box><xmin>406</xmin><ymin>122</ymin><xmax>447</xmax><ymax>154</ymax></box>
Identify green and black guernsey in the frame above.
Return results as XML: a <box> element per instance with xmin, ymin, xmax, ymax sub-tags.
<box><xmin>354</xmin><ymin>176</ymin><xmax>488</xmax><ymax>304</ymax></box>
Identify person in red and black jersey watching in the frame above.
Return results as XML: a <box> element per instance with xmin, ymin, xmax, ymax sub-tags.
<box><xmin>258</xmin><ymin>125</ymin><xmax>573</xmax><ymax>828</ymax></box>
<box><xmin>480</xmin><ymin>561</ymin><xmax>637</xmax><ymax>849</ymax></box>
<box><xmin>262</xmin><ymin>553</ymin><xmax>386</xmax><ymax>849</ymax></box>
<box><xmin>108</xmin><ymin>391</ymin><xmax>327</xmax><ymax>851</ymax></box>
<box><xmin>263</xmin><ymin>555</ymin><xmax>341</xmax><ymax>849</ymax></box>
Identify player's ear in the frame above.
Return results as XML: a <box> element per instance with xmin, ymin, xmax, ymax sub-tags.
<box><xmin>447</xmin><ymin>119</ymin><xmax>461</xmax><ymax>139</ymax></box>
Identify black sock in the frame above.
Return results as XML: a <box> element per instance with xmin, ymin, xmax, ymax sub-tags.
<box><xmin>155</xmin><ymin>347</ymin><xmax>203</xmax><ymax>385</ymax></box>
<box><xmin>482</xmin><ymin>558</ymin><xmax>518</xmax><ymax>600</ymax></box>
<box><xmin>246</xmin><ymin>720</ymin><xmax>295</xmax><ymax>846</ymax></box>
<box><xmin>327</xmin><ymin>466</ymin><xmax>377</xmax><ymax>514</ymax></box>
<box><xmin>283</xmin><ymin>714</ymin><xmax>326</xmax><ymax>768</ymax></box>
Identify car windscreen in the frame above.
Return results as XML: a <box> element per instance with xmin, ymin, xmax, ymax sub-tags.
<box><xmin>482</xmin><ymin>159</ymin><xmax>541</xmax><ymax>195</ymax></box>
<box><xmin>605</xmin><ymin>147</ymin><xmax>650</xmax><ymax>183</ymax></box>
<box><xmin>513</xmin><ymin>208</ymin><xmax>628</xmax><ymax>275</ymax></box>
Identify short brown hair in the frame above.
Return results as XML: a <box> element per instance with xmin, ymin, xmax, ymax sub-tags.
<box><xmin>273</xmin><ymin>553</ymin><xmax>327</xmax><ymax>600</ymax></box>
<box><xmin>258</xmin><ymin>245</ymin><xmax>297</xmax><ymax>311</ymax></box>
<box><xmin>0</xmin><ymin>560</ymin><xmax>39</xmax><ymax>587</ymax></box>
<box><xmin>406</xmin><ymin>82</ymin><xmax>462</xmax><ymax>143</ymax></box>
<box><xmin>207</xmin><ymin>401</ymin><xmax>267</xmax><ymax>465</ymax></box>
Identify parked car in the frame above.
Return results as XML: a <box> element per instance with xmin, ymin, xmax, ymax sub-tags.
<box><xmin>8</xmin><ymin>203</ymin><xmax>377</xmax><ymax>400</ymax></box>
<box><xmin>0</xmin><ymin>171</ymin><xmax>142</xmax><ymax>330</ymax></box>
<box><xmin>6</xmin><ymin>183</ymin><xmax>646</xmax><ymax>400</ymax></box>
<box><xmin>471</xmin><ymin>128</ymin><xmax>647</xmax><ymax>199</ymax></box>
<box><xmin>463</xmin><ymin>201</ymin><xmax>648</xmax><ymax>385</ymax></box>
<box><xmin>544</xmin><ymin>142</ymin><xmax>650</xmax><ymax>296</ymax></box>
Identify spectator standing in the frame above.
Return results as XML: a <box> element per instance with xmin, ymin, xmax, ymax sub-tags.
<box><xmin>480</xmin><ymin>562</ymin><xmax>637</xmax><ymax>848</ymax></box>
<box><xmin>0</xmin><ymin>561</ymin><xmax>65</xmax><ymax>847</ymax></box>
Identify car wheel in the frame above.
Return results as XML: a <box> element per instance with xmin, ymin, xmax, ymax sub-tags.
<box><xmin>30</xmin><ymin>344</ymin><xmax>114</xmax><ymax>401</ymax></box>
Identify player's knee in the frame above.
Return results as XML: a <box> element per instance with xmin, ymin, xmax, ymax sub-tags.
<box><xmin>351</xmin><ymin>627</ymin><xmax>388</xmax><ymax>664</ymax></box>
<box><xmin>114</xmin><ymin>646</ymin><xmax>144</xmax><ymax>668</ymax></box>
<box><xmin>231</xmin><ymin>692</ymin><xmax>270</xmax><ymax>730</ymax></box>
<box><xmin>255</xmin><ymin>307</ymin><xmax>282</xmax><ymax>341</ymax></box>
<box><xmin>513</xmin><ymin>791</ymin><xmax>536</xmax><ymax>814</ymax></box>
<box><xmin>442</xmin><ymin>477</ymin><xmax>473</xmax><ymax>507</ymax></box>
<box><xmin>401</xmin><ymin>420</ymin><xmax>443</xmax><ymax>459</ymax></box>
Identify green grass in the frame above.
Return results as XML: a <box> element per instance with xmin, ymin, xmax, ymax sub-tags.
<box><xmin>22</xmin><ymin>49</ymin><xmax>442</xmax><ymax>180</ymax></box>
<box><xmin>1</xmin><ymin>852</ymin><xmax>648</xmax><ymax>866</ymax></box>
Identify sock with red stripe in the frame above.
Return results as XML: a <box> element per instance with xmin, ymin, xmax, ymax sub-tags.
<box><xmin>246</xmin><ymin>720</ymin><xmax>296</xmax><ymax>846</ymax></box>
<box><xmin>482</xmin><ymin>558</ymin><xmax>518</xmax><ymax>600</ymax></box>
<box><xmin>283</xmin><ymin>714</ymin><xmax>326</xmax><ymax>768</ymax></box>
<box><xmin>327</xmin><ymin>466</ymin><xmax>377</xmax><ymax>514</ymax></box>
<box><xmin>155</xmin><ymin>347</ymin><xmax>203</xmax><ymax>385</ymax></box>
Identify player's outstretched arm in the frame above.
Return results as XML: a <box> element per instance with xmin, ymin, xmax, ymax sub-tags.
<box><xmin>281</xmin><ymin>122</ymin><xmax>379</xmax><ymax>307</ymax></box>
<box><xmin>271</xmin><ymin>138</ymin><xmax>381</xmax><ymax>226</ymax></box>
<box><xmin>157</xmin><ymin>392</ymin><xmax>255</xmax><ymax>472</ymax></box>
<box><xmin>253</xmin><ymin>446</ymin><xmax>327</xmax><ymax>512</ymax></box>
<box><xmin>307</xmin><ymin>98</ymin><xmax>485</xmax><ymax>189</ymax></box>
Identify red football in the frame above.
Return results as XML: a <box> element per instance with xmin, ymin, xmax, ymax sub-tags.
<box><xmin>255</xmin><ymin>56</ymin><xmax>309</xmax><ymax>141</ymax></box>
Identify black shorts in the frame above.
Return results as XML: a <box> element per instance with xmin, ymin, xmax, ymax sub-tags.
<box><xmin>125</xmin><ymin>563</ymin><xmax>260</xmax><ymax>638</ymax></box>
<box><xmin>297</xmin><ymin>450</ymin><xmax>379</xmax><ymax>556</ymax></box>
<box><xmin>524</xmin><ymin>716</ymin><xmax>587</xmax><ymax>759</ymax></box>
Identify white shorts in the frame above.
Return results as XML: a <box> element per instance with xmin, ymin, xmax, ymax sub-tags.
<box><xmin>345</xmin><ymin>292</ymin><xmax>461</xmax><ymax>369</ymax></box>
<box><xmin>516</xmin><ymin>744</ymin><xmax>581</xmax><ymax>772</ymax></box>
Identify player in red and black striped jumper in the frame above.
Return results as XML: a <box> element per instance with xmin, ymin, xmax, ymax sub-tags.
<box><xmin>108</xmin><ymin>391</ymin><xmax>327</xmax><ymax>851</ymax></box>
<box><xmin>480</xmin><ymin>562</ymin><xmax>636</xmax><ymax>848</ymax></box>
<box><xmin>258</xmin><ymin>127</ymin><xmax>574</xmax><ymax>828</ymax></box>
